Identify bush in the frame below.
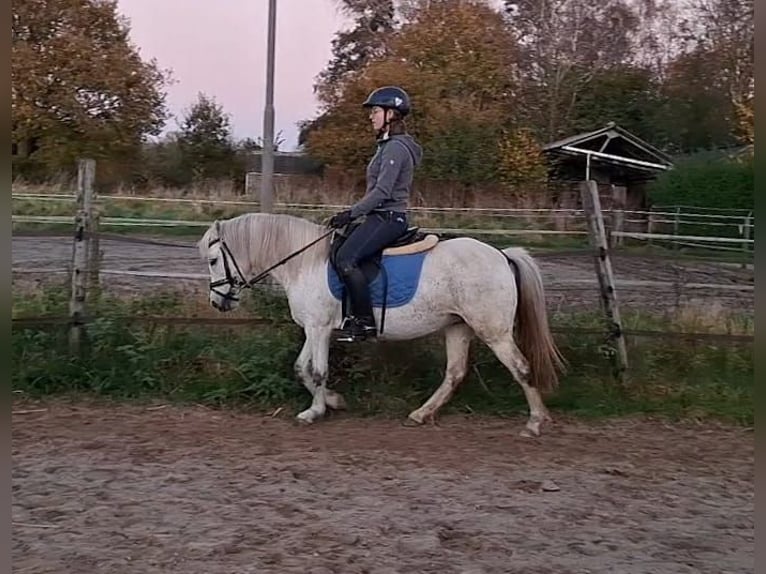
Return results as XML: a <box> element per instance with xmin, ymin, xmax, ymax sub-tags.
<box><xmin>647</xmin><ymin>150</ymin><xmax>753</xmax><ymax>211</ymax></box>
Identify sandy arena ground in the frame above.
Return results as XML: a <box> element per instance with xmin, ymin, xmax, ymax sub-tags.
<box><xmin>12</xmin><ymin>403</ymin><xmax>754</xmax><ymax>574</ymax></box>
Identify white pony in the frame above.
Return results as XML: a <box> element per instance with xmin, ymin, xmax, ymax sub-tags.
<box><xmin>198</xmin><ymin>212</ymin><xmax>566</xmax><ymax>437</ymax></box>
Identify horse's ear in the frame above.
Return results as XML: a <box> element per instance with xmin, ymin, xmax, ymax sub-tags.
<box><xmin>214</xmin><ymin>219</ymin><xmax>221</xmax><ymax>236</ymax></box>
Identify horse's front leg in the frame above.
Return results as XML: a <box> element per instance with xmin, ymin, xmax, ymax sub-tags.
<box><xmin>294</xmin><ymin>333</ymin><xmax>346</xmax><ymax>411</ymax></box>
<box><xmin>296</xmin><ymin>326</ymin><xmax>337</xmax><ymax>424</ymax></box>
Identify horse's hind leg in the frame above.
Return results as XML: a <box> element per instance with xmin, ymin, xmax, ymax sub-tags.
<box><xmin>407</xmin><ymin>322</ymin><xmax>474</xmax><ymax>425</ymax></box>
<box><xmin>483</xmin><ymin>335</ymin><xmax>551</xmax><ymax>437</ymax></box>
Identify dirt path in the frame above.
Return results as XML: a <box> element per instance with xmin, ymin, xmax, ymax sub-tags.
<box><xmin>12</xmin><ymin>403</ymin><xmax>754</xmax><ymax>574</ymax></box>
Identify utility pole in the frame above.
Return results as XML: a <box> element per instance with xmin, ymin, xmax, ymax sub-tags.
<box><xmin>260</xmin><ymin>0</ymin><xmax>277</xmax><ymax>212</ymax></box>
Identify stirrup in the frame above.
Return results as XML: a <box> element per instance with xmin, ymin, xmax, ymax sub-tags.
<box><xmin>333</xmin><ymin>316</ymin><xmax>377</xmax><ymax>342</ymax></box>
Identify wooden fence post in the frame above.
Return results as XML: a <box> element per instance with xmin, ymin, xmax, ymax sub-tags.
<box><xmin>610</xmin><ymin>185</ymin><xmax>626</xmax><ymax>248</ymax></box>
<box><xmin>580</xmin><ymin>180</ymin><xmax>629</xmax><ymax>381</ymax></box>
<box><xmin>69</xmin><ymin>159</ymin><xmax>95</xmax><ymax>354</ymax></box>
<box><xmin>741</xmin><ymin>211</ymin><xmax>752</xmax><ymax>269</ymax></box>
<box><xmin>88</xmin><ymin>194</ymin><xmax>101</xmax><ymax>301</ymax></box>
<box><xmin>673</xmin><ymin>206</ymin><xmax>681</xmax><ymax>252</ymax></box>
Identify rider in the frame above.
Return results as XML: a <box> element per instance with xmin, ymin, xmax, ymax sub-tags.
<box><xmin>328</xmin><ymin>85</ymin><xmax>423</xmax><ymax>342</ymax></box>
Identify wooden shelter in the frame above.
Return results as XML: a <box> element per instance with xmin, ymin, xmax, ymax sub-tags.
<box><xmin>542</xmin><ymin>122</ymin><xmax>674</xmax><ymax>209</ymax></box>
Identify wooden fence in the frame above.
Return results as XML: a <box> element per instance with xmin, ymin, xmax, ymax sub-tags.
<box><xmin>11</xmin><ymin>189</ymin><xmax>755</xmax><ymax>256</ymax></box>
<box><xmin>11</xmin><ymin>160</ymin><xmax>754</xmax><ymax>384</ymax></box>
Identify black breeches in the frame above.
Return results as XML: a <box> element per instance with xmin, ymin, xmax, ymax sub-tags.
<box><xmin>334</xmin><ymin>212</ymin><xmax>408</xmax><ymax>317</ymax></box>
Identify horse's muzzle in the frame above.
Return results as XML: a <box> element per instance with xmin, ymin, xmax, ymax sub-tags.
<box><xmin>211</xmin><ymin>297</ymin><xmax>233</xmax><ymax>312</ymax></box>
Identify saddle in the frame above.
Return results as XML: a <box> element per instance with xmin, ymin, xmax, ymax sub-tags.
<box><xmin>380</xmin><ymin>227</ymin><xmax>440</xmax><ymax>256</ymax></box>
<box><xmin>329</xmin><ymin>224</ymin><xmax>439</xmax><ymax>272</ymax></box>
<box><xmin>328</xmin><ymin>224</ymin><xmax>440</xmax><ymax>334</ymax></box>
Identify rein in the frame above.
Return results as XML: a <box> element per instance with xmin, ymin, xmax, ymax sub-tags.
<box><xmin>209</xmin><ymin>228</ymin><xmax>335</xmax><ymax>297</ymax></box>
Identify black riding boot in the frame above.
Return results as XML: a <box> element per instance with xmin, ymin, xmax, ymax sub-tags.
<box><xmin>336</xmin><ymin>266</ymin><xmax>377</xmax><ymax>342</ymax></box>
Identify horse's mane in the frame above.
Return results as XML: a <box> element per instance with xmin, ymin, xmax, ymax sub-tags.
<box><xmin>199</xmin><ymin>212</ymin><xmax>331</xmax><ymax>279</ymax></box>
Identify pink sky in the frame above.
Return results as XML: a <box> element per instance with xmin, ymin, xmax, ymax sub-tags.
<box><xmin>116</xmin><ymin>0</ymin><xmax>351</xmax><ymax>150</ymax></box>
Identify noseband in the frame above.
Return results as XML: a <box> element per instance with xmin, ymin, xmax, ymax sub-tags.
<box><xmin>207</xmin><ymin>227</ymin><xmax>336</xmax><ymax>301</ymax></box>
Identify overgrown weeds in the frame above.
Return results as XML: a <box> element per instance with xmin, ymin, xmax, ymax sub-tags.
<box><xmin>12</xmin><ymin>285</ymin><xmax>753</xmax><ymax>425</ymax></box>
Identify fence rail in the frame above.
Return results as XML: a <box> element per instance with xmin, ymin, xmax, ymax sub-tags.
<box><xmin>10</xmin><ymin>314</ymin><xmax>754</xmax><ymax>344</ymax></box>
<box><xmin>611</xmin><ymin>231</ymin><xmax>753</xmax><ymax>245</ymax></box>
<box><xmin>13</xmin><ymin>191</ymin><xmax>755</xmax><ymax>259</ymax></box>
<box><xmin>11</xmin><ymin>191</ymin><xmax>757</xmax><ymax>221</ymax></box>
<box><xmin>12</xmin><ymin>165</ymin><xmax>754</xmax><ymax>383</ymax></box>
<box><xmin>10</xmin><ymin>266</ymin><xmax>755</xmax><ymax>294</ymax></box>
<box><xmin>11</xmin><ymin>215</ymin><xmax>753</xmax><ymax>248</ymax></box>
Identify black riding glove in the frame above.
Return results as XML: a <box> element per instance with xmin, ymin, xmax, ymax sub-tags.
<box><xmin>328</xmin><ymin>209</ymin><xmax>353</xmax><ymax>229</ymax></box>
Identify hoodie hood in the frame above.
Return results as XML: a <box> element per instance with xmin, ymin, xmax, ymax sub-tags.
<box><xmin>388</xmin><ymin>133</ymin><xmax>423</xmax><ymax>167</ymax></box>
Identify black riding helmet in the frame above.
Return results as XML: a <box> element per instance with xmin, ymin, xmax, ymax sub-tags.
<box><xmin>362</xmin><ymin>86</ymin><xmax>411</xmax><ymax>117</ymax></box>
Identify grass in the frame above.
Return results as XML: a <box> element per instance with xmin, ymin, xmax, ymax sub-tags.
<box><xmin>12</xmin><ymin>283</ymin><xmax>754</xmax><ymax>426</ymax></box>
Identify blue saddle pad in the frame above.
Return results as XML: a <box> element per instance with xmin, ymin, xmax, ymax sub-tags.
<box><xmin>327</xmin><ymin>252</ymin><xmax>428</xmax><ymax>308</ymax></box>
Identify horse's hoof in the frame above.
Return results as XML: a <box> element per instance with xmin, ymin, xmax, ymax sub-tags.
<box><xmin>402</xmin><ymin>415</ymin><xmax>424</xmax><ymax>427</ymax></box>
<box><xmin>295</xmin><ymin>412</ymin><xmax>315</xmax><ymax>425</ymax></box>
<box><xmin>520</xmin><ymin>427</ymin><xmax>539</xmax><ymax>439</ymax></box>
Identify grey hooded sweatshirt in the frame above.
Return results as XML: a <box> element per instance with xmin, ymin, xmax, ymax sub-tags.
<box><xmin>348</xmin><ymin>134</ymin><xmax>423</xmax><ymax>219</ymax></box>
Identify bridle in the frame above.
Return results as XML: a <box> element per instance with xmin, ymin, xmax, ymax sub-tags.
<box><xmin>208</xmin><ymin>237</ymin><xmax>248</xmax><ymax>302</ymax></box>
<box><xmin>207</xmin><ymin>227</ymin><xmax>336</xmax><ymax>301</ymax></box>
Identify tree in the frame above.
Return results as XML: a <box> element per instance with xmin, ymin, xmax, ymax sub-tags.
<box><xmin>569</xmin><ymin>65</ymin><xmax>662</xmax><ymax>140</ymax></box>
<box><xmin>176</xmin><ymin>93</ymin><xmax>236</xmax><ymax>181</ymax></box>
<box><xmin>653</xmin><ymin>48</ymin><xmax>737</xmax><ymax>153</ymax></box>
<box><xmin>11</xmin><ymin>0</ymin><xmax>170</xmax><ymax>176</ymax></box>
<box><xmin>237</xmin><ymin>137</ymin><xmax>263</xmax><ymax>152</ymax></box>
<box><xmin>305</xmin><ymin>0</ymin><xmax>519</xmax><ymax>185</ymax></box>
<box><xmin>321</xmin><ymin>0</ymin><xmax>396</xmax><ymax>88</ymax></box>
<box><xmin>503</xmin><ymin>0</ymin><xmax>658</xmax><ymax>140</ymax></box>
<box><xmin>690</xmin><ymin>0</ymin><xmax>753</xmax><ymax>144</ymax></box>
<box><xmin>138</xmin><ymin>132</ymin><xmax>186</xmax><ymax>188</ymax></box>
<box><xmin>496</xmin><ymin>128</ymin><xmax>548</xmax><ymax>186</ymax></box>
<box><xmin>642</xmin><ymin>0</ymin><xmax>753</xmax><ymax>153</ymax></box>
<box><xmin>693</xmin><ymin>0</ymin><xmax>753</xmax><ymax>101</ymax></box>
<box><xmin>734</xmin><ymin>97</ymin><xmax>753</xmax><ymax>147</ymax></box>
<box><xmin>300</xmin><ymin>0</ymin><xmax>397</xmax><ymax>145</ymax></box>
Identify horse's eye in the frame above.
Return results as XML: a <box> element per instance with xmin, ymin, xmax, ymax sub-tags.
<box><xmin>209</xmin><ymin>258</ymin><xmax>218</xmax><ymax>266</ymax></box>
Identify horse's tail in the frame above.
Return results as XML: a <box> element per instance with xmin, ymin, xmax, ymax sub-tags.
<box><xmin>502</xmin><ymin>246</ymin><xmax>567</xmax><ymax>393</ymax></box>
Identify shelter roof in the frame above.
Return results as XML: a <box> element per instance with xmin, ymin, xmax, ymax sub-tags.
<box><xmin>542</xmin><ymin>122</ymin><xmax>673</xmax><ymax>174</ymax></box>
